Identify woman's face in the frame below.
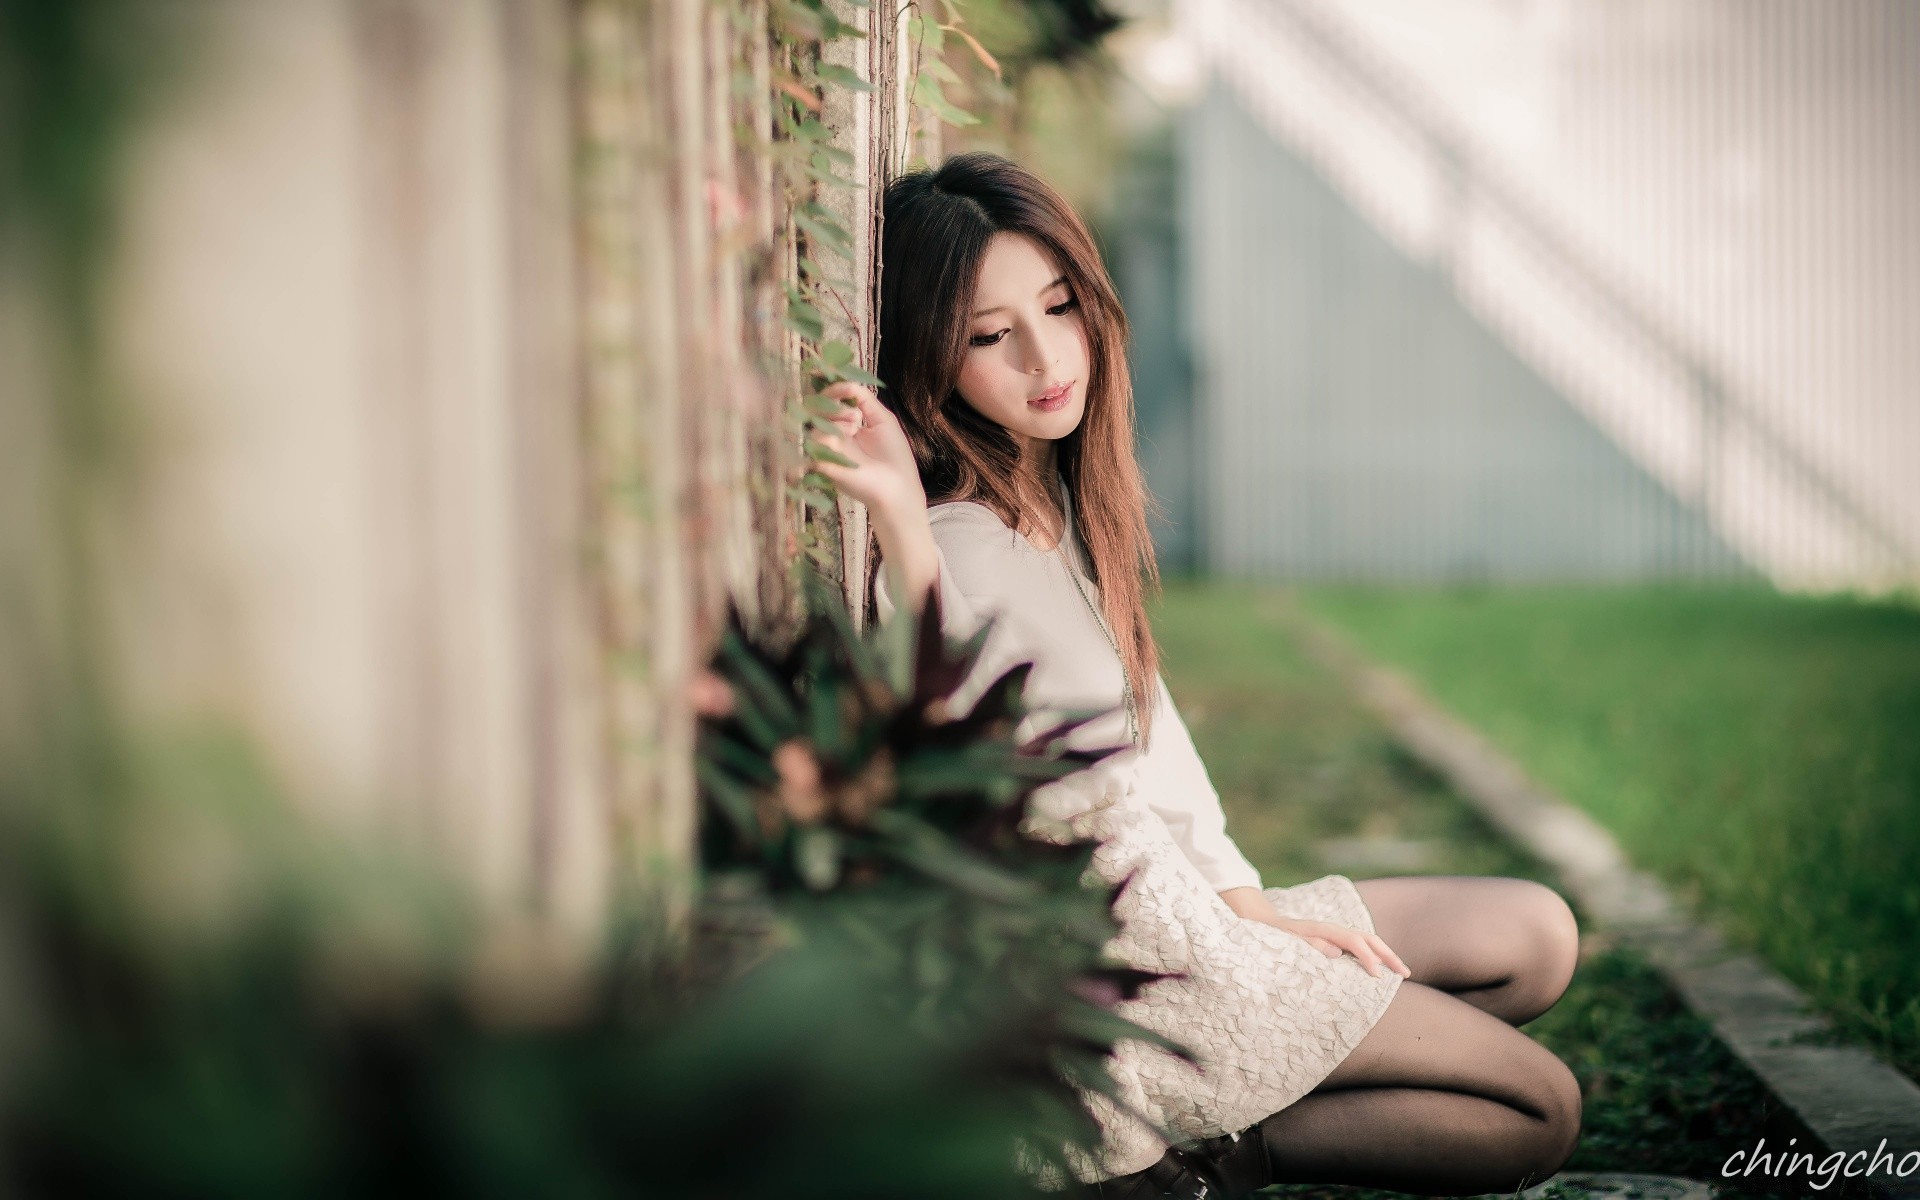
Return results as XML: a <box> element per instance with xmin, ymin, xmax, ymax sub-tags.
<box><xmin>954</xmin><ymin>231</ymin><xmax>1091</xmax><ymax>446</ymax></box>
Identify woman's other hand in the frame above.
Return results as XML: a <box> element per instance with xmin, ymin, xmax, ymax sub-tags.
<box><xmin>811</xmin><ymin>381</ymin><xmax>941</xmax><ymax>618</ymax></box>
<box><xmin>1218</xmin><ymin>886</ymin><xmax>1413</xmax><ymax>980</ymax></box>
<box><xmin>812</xmin><ymin>382</ymin><xmax>926</xmax><ymax>524</ymax></box>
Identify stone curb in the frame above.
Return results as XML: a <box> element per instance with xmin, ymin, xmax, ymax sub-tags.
<box><xmin>1291</xmin><ymin>613</ymin><xmax>1920</xmax><ymax>1200</ymax></box>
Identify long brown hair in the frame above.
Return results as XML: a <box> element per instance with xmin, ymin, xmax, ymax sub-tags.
<box><xmin>875</xmin><ymin>151</ymin><xmax>1165</xmax><ymax>745</ymax></box>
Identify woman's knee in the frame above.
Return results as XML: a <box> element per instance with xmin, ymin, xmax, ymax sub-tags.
<box><xmin>1487</xmin><ymin>1043</ymin><xmax>1582</xmax><ymax>1188</ymax></box>
<box><xmin>1528</xmin><ymin>1053</ymin><xmax>1584</xmax><ymax>1180</ymax></box>
<box><xmin>1514</xmin><ymin>881</ymin><xmax>1581</xmax><ymax>1017</ymax></box>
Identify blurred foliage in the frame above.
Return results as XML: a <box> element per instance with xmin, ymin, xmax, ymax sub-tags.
<box><xmin>0</xmin><ymin>576</ymin><xmax>1186</xmax><ymax>1196</ymax></box>
<box><xmin>0</xmin><ymin>0</ymin><xmax>147</xmax><ymax>327</ymax></box>
<box><xmin>938</xmin><ymin>0</ymin><xmax>1136</xmax><ymax>227</ymax></box>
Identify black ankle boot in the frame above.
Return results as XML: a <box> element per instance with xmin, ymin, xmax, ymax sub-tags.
<box><xmin>1076</xmin><ymin>1128</ymin><xmax>1273</xmax><ymax>1199</ymax></box>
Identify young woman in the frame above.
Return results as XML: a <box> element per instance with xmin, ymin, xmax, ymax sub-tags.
<box><xmin>814</xmin><ymin>151</ymin><xmax>1583</xmax><ymax>1198</ymax></box>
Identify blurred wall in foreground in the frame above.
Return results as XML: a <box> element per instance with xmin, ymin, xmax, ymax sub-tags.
<box><xmin>96</xmin><ymin>0</ymin><xmax>607</xmax><ymax>919</ymax></box>
<box><xmin>1176</xmin><ymin>0</ymin><xmax>1919</xmax><ymax>588</ymax></box>
<box><xmin>2</xmin><ymin>0</ymin><xmax>901</xmax><ymax>933</ymax></box>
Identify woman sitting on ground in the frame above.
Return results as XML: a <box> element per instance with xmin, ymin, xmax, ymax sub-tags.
<box><xmin>815</xmin><ymin>151</ymin><xmax>1583</xmax><ymax>1199</ymax></box>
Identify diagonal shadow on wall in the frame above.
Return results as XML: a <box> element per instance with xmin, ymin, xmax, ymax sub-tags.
<box><xmin>1182</xmin><ymin>80</ymin><xmax>1758</xmax><ymax>584</ymax></box>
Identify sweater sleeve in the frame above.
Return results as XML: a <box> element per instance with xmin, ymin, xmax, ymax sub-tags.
<box><xmin>1133</xmin><ymin>671</ymin><xmax>1264</xmax><ymax>893</ymax></box>
<box><xmin>872</xmin><ymin>523</ymin><xmax>1144</xmax><ymax>822</ymax></box>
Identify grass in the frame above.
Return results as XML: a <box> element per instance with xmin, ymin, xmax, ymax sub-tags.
<box><xmin>1295</xmin><ymin>584</ymin><xmax>1920</xmax><ymax>1084</ymax></box>
<box><xmin>1148</xmin><ymin>580</ymin><xmax>1837</xmax><ymax>1197</ymax></box>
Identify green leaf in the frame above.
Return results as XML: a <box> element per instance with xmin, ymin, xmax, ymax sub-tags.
<box><xmin>786</xmin><ymin>483</ymin><xmax>838</xmax><ymax>513</ymax></box>
<box><xmin>770</xmin><ymin>0</ymin><xmax>826</xmax><ymax>40</ymax></box>
<box><xmin>870</xmin><ymin>810</ymin><xmax>1043</xmax><ymax>903</ymax></box>
<box><xmin>793</xmin><ymin>209</ymin><xmax>854</xmax><ymax>258</ymax></box>
<box><xmin>804</xmin><ymin>353</ymin><xmax>882</xmax><ymax>389</ymax></box>
<box><xmin>817</xmin><ymin>9</ymin><xmax>866</xmax><ymax>41</ymax></box>
<box><xmin>905</xmin><ymin>12</ymin><xmax>946</xmax><ymax>54</ymax></box>
<box><xmin>695</xmin><ymin>761</ymin><xmax>763</xmax><ymax>841</ymax></box>
<box><xmin>719</xmin><ymin>633</ymin><xmax>805</xmax><ymax>731</ymax></box>
<box><xmin>805</xmin><ymin>441</ymin><xmax>857</xmax><ymax>468</ymax></box>
<box><xmin>786</xmin><ymin>296</ymin><xmax>825</xmax><ymax>340</ymax></box>
<box><xmin>815</xmin><ymin>62</ymin><xmax>874</xmax><ymax>92</ymax></box>
<box><xmin>797</xmin><ymin>199</ymin><xmax>847</xmax><ymax>224</ymax></box>
<box><xmin>804</xmin><ymin>153</ymin><xmax>858</xmax><ymax>189</ymax></box>
<box><xmin>912</xmin><ymin>72</ymin><xmax>980</xmax><ymax>128</ymax></box>
<box><xmin>922</xmin><ymin>56</ymin><xmax>962</xmax><ymax>85</ymax></box>
<box><xmin>710</xmin><ymin>727</ymin><xmax>780</xmax><ymax>778</ymax></box>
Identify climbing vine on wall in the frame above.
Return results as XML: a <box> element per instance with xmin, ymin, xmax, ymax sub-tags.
<box><xmin>755</xmin><ymin>0</ymin><xmax>1006</xmax><ymax>587</ymax></box>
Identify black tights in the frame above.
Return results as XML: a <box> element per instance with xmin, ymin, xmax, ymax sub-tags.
<box><xmin>1255</xmin><ymin>876</ymin><xmax>1584</xmax><ymax>1196</ymax></box>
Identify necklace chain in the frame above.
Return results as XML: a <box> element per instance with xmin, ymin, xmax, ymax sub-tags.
<box><xmin>1054</xmin><ymin>522</ymin><xmax>1140</xmax><ymax>746</ymax></box>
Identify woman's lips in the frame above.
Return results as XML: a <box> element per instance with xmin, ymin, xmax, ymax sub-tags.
<box><xmin>1029</xmin><ymin>380</ymin><xmax>1075</xmax><ymax>411</ymax></box>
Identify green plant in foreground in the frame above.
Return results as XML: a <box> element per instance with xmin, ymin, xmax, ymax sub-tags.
<box><xmin>0</xmin><ymin>573</ymin><xmax>1191</xmax><ymax>1197</ymax></box>
<box><xmin>698</xmin><ymin>569</ymin><xmax>1195</xmax><ymax>1182</ymax></box>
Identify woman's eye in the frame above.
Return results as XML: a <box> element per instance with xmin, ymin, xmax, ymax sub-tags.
<box><xmin>968</xmin><ymin>299</ymin><xmax>1076</xmax><ymax>348</ymax></box>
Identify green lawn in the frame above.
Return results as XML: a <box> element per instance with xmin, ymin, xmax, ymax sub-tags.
<box><xmin>1295</xmin><ymin>583</ymin><xmax>1920</xmax><ymax>1084</ymax></box>
<box><xmin>1150</xmin><ymin>582</ymin><xmax>1811</xmax><ymax>1196</ymax></box>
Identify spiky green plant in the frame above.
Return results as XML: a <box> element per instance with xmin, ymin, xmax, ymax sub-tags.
<box><xmin>696</xmin><ymin>570</ymin><xmax>1195</xmax><ymax>1185</ymax></box>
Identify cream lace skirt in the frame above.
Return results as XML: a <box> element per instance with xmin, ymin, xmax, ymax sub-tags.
<box><xmin>1021</xmin><ymin>769</ymin><xmax>1405</xmax><ymax>1187</ymax></box>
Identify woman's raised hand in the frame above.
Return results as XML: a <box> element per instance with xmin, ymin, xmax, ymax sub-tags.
<box><xmin>811</xmin><ymin>382</ymin><xmax>926</xmax><ymax>523</ymax></box>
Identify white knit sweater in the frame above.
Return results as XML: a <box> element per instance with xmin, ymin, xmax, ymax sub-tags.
<box><xmin>873</xmin><ymin>496</ymin><xmax>1262</xmax><ymax>893</ymax></box>
<box><xmin>873</xmin><ymin>495</ymin><xmax>1403</xmax><ymax>1184</ymax></box>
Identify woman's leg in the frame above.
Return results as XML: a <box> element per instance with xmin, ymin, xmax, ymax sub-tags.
<box><xmin>1257</xmin><ymin>980</ymin><xmax>1583</xmax><ymax>1195</ymax></box>
<box><xmin>1353</xmin><ymin>875</ymin><xmax>1580</xmax><ymax>1026</ymax></box>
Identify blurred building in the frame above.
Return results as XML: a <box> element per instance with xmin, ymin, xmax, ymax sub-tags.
<box><xmin>1162</xmin><ymin>0</ymin><xmax>1918</xmax><ymax>587</ymax></box>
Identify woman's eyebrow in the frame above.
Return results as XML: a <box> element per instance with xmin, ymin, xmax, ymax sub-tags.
<box><xmin>971</xmin><ymin>275</ymin><xmax>1069</xmax><ymax>319</ymax></box>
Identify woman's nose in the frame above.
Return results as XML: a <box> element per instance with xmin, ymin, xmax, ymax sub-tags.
<box><xmin>1023</xmin><ymin>327</ymin><xmax>1061</xmax><ymax>376</ymax></box>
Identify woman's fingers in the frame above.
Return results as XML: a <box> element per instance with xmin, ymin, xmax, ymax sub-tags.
<box><xmin>1370</xmin><ymin>933</ymin><xmax>1413</xmax><ymax>978</ymax></box>
<box><xmin>817</xmin><ymin>385</ymin><xmax>878</xmax><ymax>450</ymax></box>
<box><xmin>1311</xmin><ymin>921</ymin><xmax>1392</xmax><ymax>978</ymax></box>
<box><xmin>1268</xmin><ymin>916</ymin><xmax>1412</xmax><ymax>979</ymax></box>
<box><xmin>821</xmin><ymin>381</ymin><xmax>879</xmax><ymax>424</ymax></box>
<box><xmin>1336</xmin><ymin>930</ymin><xmax>1387</xmax><ymax>977</ymax></box>
<box><xmin>1343</xmin><ymin>929</ymin><xmax>1412</xmax><ymax>979</ymax></box>
<box><xmin>822</xmin><ymin>381</ymin><xmax>902</xmax><ymax>439</ymax></box>
<box><xmin>812</xmin><ymin>403</ymin><xmax>866</xmax><ymax>465</ymax></box>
